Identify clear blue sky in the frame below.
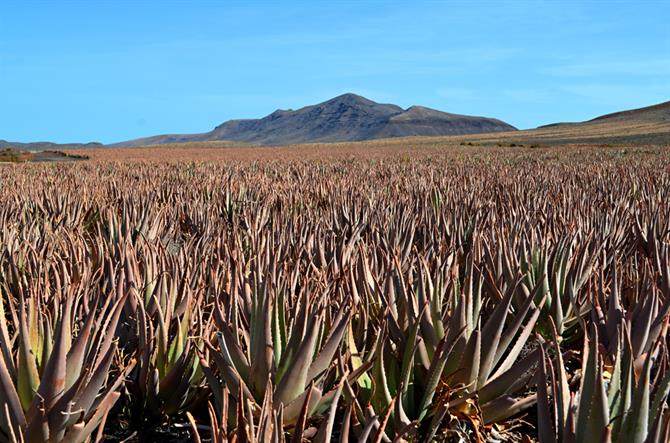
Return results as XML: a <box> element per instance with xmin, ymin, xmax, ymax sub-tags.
<box><xmin>1</xmin><ymin>1</ymin><xmax>669</xmax><ymax>144</ymax></box>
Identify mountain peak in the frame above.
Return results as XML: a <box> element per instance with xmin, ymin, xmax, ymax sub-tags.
<box><xmin>326</xmin><ymin>93</ymin><xmax>376</xmax><ymax>106</ymax></box>
<box><xmin>308</xmin><ymin>93</ymin><xmax>405</xmax><ymax>121</ymax></box>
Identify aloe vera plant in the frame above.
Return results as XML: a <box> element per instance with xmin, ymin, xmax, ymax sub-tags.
<box><xmin>100</xmin><ymin>227</ymin><xmax>213</xmax><ymax>436</ymax></box>
<box><xmin>0</xmin><ymin>254</ymin><xmax>133</xmax><ymax>443</ymax></box>
<box><xmin>204</xmin><ymin>243</ymin><xmax>355</xmax><ymax>435</ymax></box>
<box><xmin>126</xmin><ymin>281</ymin><xmax>208</xmax><ymax>422</ymax></box>
<box><xmin>537</xmin><ymin>324</ymin><xmax>670</xmax><ymax>443</ymax></box>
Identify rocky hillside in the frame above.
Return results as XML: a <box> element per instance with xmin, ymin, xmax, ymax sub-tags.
<box><xmin>112</xmin><ymin>93</ymin><xmax>516</xmax><ymax>147</ymax></box>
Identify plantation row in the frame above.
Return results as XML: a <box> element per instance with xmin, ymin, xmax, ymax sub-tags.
<box><xmin>0</xmin><ymin>148</ymin><xmax>669</xmax><ymax>442</ymax></box>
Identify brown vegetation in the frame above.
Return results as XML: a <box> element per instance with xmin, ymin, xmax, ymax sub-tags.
<box><xmin>0</xmin><ymin>148</ymin><xmax>31</xmax><ymax>163</ymax></box>
<box><xmin>1</xmin><ymin>145</ymin><xmax>669</xmax><ymax>442</ymax></box>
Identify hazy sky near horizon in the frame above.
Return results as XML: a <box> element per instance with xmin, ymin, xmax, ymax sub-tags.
<box><xmin>2</xmin><ymin>1</ymin><xmax>669</xmax><ymax>144</ymax></box>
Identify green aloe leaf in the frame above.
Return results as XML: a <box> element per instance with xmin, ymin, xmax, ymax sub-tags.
<box><xmin>619</xmin><ymin>351</ymin><xmax>651</xmax><ymax>443</ymax></box>
<box><xmin>274</xmin><ymin>314</ymin><xmax>320</xmax><ymax>405</ymax></box>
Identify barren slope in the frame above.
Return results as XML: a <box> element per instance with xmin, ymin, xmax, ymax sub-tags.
<box><xmin>111</xmin><ymin>93</ymin><xmax>516</xmax><ymax>147</ymax></box>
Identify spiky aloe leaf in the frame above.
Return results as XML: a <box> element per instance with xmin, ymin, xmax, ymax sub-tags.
<box><xmin>284</xmin><ymin>384</ymin><xmax>322</xmax><ymax>426</ymax></box>
<box><xmin>576</xmin><ymin>326</ymin><xmax>609</xmax><ymax>442</ymax></box>
<box><xmin>649</xmin><ymin>365</ymin><xmax>670</xmax><ymax>430</ymax></box>
<box><xmin>307</xmin><ymin>308</ymin><xmax>350</xmax><ymax>381</ymax></box>
<box><xmin>217</xmin><ymin>327</ymin><xmax>251</xmax><ymax>385</ymax></box>
<box><xmin>549</xmin><ymin>319</ymin><xmax>570</xmax><ymax>438</ymax></box>
<box><xmin>489</xmin><ymin>292</ymin><xmax>546</xmax><ymax>381</ymax></box>
<box><xmin>0</xmin><ymin>287</ymin><xmax>15</xmax><ymax>381</ymax></box>
<box><xmin>399</xmin><ymin>306</ymin><xmax>423</xmax><ymax>416</ymax></box>
<box><xmin>612</xmin><ymin>332</ymin><xmax>635</xmax><ymax>438</ymax></box>
<box><xmin>482</xmin><ymin>394</ymin><xmax>537</xmax><ymax>424</ymax></box>
<box><xmin>64</xmin><ymin>301</ymin><xmax>97</xmax><ymax>392</ymax></box>
<box><xmin>456</xmin><ymin>328</ymin><xmax>480</xmax><ymax>392</ymax></box>
<box><xmin>479</xmin><ymin>347</ymin><xmax>539</xmax><ymax>405</ymax></box>
<box><xmin>250</xmin><ymin>284</ymin><xmax>273</xmax><ymax>397</ymax></box>
<box><xmin>491</xmin><ymin>280</ymin><xmax>545</xmax><ymax>375</ymax></box>
<box><xmin>417</xmin><ymin>330</ymin><xmax>462</xmax><ymax>421</ymax></box>
<box><xmin>27</xmin><ymin>294</ymin><xmax>71</xmax><ymax>426</ymax></box>
<box><xmin>0</xmin><ymin>346</ymin><xmax>25</xmax><ymax>436</ymax></box>
<box><xmin>537</xmin><ymin>345</ymin><xmax>555</xmax><ymax>443</ymax></box>
<box><xmin>347</xmin><ymin>321</ymin><xmax>372</xmax><ymax>390</ymax></box>
<box><xmin>619</xmin><ymin>351</ymin><xmax>652</xmax><ymax>443</ymax></box>
<box><xmin>313</xmin><ymin>375</ymin><xmax>345</xmax><ymax>443</ymax></box>
<box><xmin>274</xmin><ymin>314</ymin><xmax>320</xmax><ymax>405</ymax></box>
<box><xmin>17</xmin><ymin>301</ymin><xmax>40</xmax><ymax>413</ymax></box>
<box><xmin>478</xmin><ymin>279</ymin><xmax>518</xmax><ymax>386</ymax></box>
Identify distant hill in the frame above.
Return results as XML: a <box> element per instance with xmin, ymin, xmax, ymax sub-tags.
<box><xmin>467</xmin><ymin>100</ymin><xmax>670</xmax><ymax>146</ymax></box>
<box><xmin>0</xmin><ymin>140</ymin><xmax>103</xmax><ymax>151</ymax></box>
<box><xmin>539</xmin><ymin>100</ymin><xmax>670</xmax><ymax>128</ymax></box>
<box><xmin>587</xmin><ymin>100</ymin><xmax>670</xmax><ymax>123</ymax></box>
<box><xmin>111</xmin><ymin>93</ymin><xmax>516</xmax><ymax>147</ymax></box>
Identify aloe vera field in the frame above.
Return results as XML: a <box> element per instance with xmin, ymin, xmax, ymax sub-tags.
<box><xmin>1</xmin><ymin>144</ymin><xmax>669</xmax><ymax>442</ymax></box>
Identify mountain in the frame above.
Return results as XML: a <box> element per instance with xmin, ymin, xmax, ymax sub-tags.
<box><xmin>0</xmin><ymin>140</ymin><xmax>103</xmax><ymax>151</ymax></box>
<box><xmin>8</xmin><ymin>97</ymin><xmax>668</xmax><ymax>151</ymax></box>
<box><xmin>112</xmin><ymin>93</ymin><xmax>516</xmax><ymax>147</ymax></box>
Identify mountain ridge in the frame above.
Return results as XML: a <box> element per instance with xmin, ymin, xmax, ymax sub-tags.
<box><xmin>110</xmin><ymin>93</ymin><xmax>517</xmax><ymax>147</ymax></box>
<box><xmin>5</xmin><ymin>97</ymin><xmax>669</xmax><ymax>150</ymax></box>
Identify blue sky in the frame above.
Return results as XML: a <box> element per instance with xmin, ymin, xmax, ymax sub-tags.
<box><xmin>1</xmin><ymin>1</ymin><xmax>669</xmax><ymax>144</ymax></box>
